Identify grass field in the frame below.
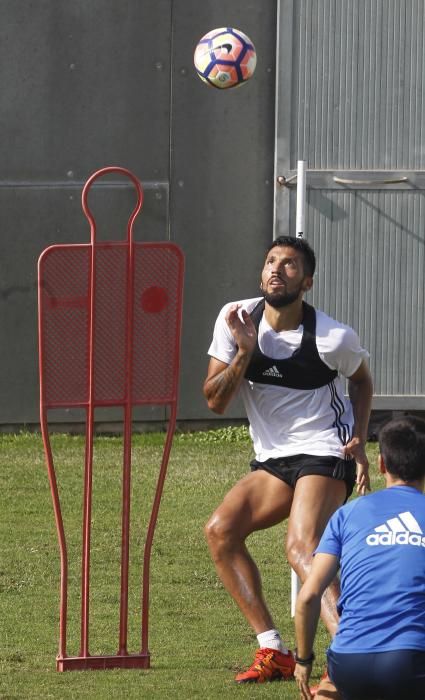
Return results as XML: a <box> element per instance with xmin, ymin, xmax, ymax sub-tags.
<box><xmin>0</xmin><ymin>428</ymin><xmax>380</xmax><ymax>699</ymax></box>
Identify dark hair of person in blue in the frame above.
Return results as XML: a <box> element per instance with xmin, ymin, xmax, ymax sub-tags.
<box><xmin>379</xmin><ymin>415</ymin><xmax>425</xmax><ymax>482</ymax></box>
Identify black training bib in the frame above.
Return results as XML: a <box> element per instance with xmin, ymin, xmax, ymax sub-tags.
<box><xmin>244</xmin><ymin>300</ymin><xmax>338</xmax><ymax>390</ymax></box>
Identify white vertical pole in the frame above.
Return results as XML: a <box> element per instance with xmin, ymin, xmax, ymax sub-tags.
<box><xmin>295</xmin><ymin>160</ymin><xmax>307</xmax><ymax>238</ymax></box>
<box><xmin>291</xmin><ymin>159</ymin><xmax>307</xmax><ymax>617</ymax></box>
<box><xmin>291</xmin><ymin>568</ymin><xmax>302</xmax><ymax>617</ymax></box>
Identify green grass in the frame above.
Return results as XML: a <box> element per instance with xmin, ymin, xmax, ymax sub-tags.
<box><xmin>0</xmin><ymin>429</ymin><xmax>381</xmax><ymax>699</ymax></box>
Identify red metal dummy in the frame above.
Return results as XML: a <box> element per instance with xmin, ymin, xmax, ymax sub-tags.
<box><xmin>38</xmin><ymin>167</ymin><xmax>184</xmax><ymax>670</ymax></box>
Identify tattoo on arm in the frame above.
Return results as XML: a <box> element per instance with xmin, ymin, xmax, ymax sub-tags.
<box><xmin>204</xmin><ymin>353</ymin><xmax>250</xmax><ymax>410</ymax></box>
<box><xmin>207</xmin><ymin>365</ymin><xmax>239</xmax><ymax>402</ymax></box>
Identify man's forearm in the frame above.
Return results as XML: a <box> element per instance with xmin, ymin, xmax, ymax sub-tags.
<box><xmin>203</xmin><ymin>351</ymin><xmax>252</xmax><ymax>414</ymax></box>
<box><xmin>348</xmin><ymin>376</ymin><xmax>373</xmax><ymax>443</ymax></box>
<box><xmin>295</xmin><ymin>594</ymin><xmax>321</xmax><ymax>660</ymax></box>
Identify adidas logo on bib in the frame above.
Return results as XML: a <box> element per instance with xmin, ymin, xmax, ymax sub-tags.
<box><xmin>366</xmin><ymin>511</ymin><xmax>425</xmax><ymax>547</ymax></box>
<box><xmin>263</xmin><ymin>365</ymin><xmax>283</xmax><ymax>379</ymax></box>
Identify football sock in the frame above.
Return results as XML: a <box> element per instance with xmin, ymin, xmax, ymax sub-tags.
<box><xmin>256</xmin><ymin>629</ymin><xmax>289</xmax><ymax>654</ymax></box>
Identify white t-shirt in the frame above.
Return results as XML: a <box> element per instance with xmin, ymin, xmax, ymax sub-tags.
<box><xmin>208</xmin><ymin>297</ymin><xmax>369</xmax><ymax>461</ymax></box>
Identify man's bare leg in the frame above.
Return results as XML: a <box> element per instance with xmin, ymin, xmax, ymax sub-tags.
<box><xmin>287</xmin><ymin>475</ymin><xmax>346</xmax><ymax>697</ymax></box>
<box><xmin>286</xmin><ymin>475</ymin><xmax>347</xmax><ymax>636</ymax></box>
<box><xmin>205</xmin><ymin>469</ymin><xmax>294</xmax><ymax>633</ymax></box>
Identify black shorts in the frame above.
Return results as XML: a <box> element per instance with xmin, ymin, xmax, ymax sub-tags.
<box><xmin>327</xmin><ymin>648</ymin><xmax>425</xmax><ymax>700</ymax></box>
<box><xmin>250</xmin><ymin>454</ymin><xmax>356</xmax><ymax>503</ymax></box>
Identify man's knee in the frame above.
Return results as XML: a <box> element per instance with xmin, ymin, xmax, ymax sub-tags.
<box><xmin>204</xmin><ymin>506</ymin><xmax>249</xmax><ymax>560</ymax></box>
<box><xmin>285</xmin><ymin>534</ymin><xmax>316</xmax><ymax>578</ymax></box>
<box><xmin>204</xmin><ymin>510</ymin><xmax>238</xmax><ymax>556</ymax></box>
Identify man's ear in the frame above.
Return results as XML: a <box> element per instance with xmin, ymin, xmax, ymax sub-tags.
<box><xmin>378</xmin><ymin>453</ymin><xmax>386</xmax><ymax>474</ymax></box>
<box><xmin>302</xmin><ymin>276</ymin><xmax>313</xmax><ymax>292</ymax></box>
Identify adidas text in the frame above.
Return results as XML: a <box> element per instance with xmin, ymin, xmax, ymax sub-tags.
<box><xmin>366</xmin><ymin>511</ymin><xmax>425</xmax><ymax>547</ymax></box>
<box><xmin>366</xmin><ymin>532</ymin><xmax>425</xmax><ymax>547</ymax></box>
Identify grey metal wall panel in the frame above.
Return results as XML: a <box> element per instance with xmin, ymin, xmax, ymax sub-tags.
<box><xmin>0</xmin><ymin>1</ymin><xmax>174</xmax><ymax>426</ymax></box>
<box><xmin>275</xmin><ymin>0</ymin><xmax>425</xmax><ymax>408</ymax></box>
<box><xmin>170</xmin><ymin>0</ymin><xmax>278</xmax><ymax>421</ymax></box>
<box><xmin>0</xmin><ymin>0</ymin><xmax>279</xmax><ymax>427</ymax></box>
<box><xmin>291</xmin><ymin>0</ymin><xmax>425</xmax><ymax>168</ymax></box>
<box><xmin>298</xmin><ymin>191</ymin><xmax>425</xmax><ymax>398</ymax></box>
<box><xmin>0</xmin><ymin>0</ymin><xmax>173</xmax><ymax>181</ymax></box>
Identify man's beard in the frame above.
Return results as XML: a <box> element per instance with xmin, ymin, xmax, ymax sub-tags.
<box><xmin>262</xmin><ymin>284</ymin><xmax>303</xmax><ymax>309</ymax></box>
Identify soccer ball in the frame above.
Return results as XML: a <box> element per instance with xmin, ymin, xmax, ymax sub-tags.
<box><xmin>194</xmin><ymin>27</ymin><xmax>257</xmax><ymax>89</ymax></box>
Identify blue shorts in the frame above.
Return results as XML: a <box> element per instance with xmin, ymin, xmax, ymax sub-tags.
<box><xmin>327</xmin><ymin>648</ymin><xmax>425</xmax><ymax>700</ymax></box>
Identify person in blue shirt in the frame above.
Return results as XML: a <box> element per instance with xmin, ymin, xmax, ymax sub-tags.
<box><xmin>294</xmin><ymin>414</ymin><xmax>425</xmax><ymax>700</ymax></box>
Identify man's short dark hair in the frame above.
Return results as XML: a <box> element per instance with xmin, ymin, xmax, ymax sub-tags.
<box><xmin>379</xmin><ymin>415</ymin><xmax>425</xmax><ymax>482</ymax></box>
<box><xmin>266</xmin><ymin>236</ymin><xmax>316</xmax><ymax>277</ymax></box>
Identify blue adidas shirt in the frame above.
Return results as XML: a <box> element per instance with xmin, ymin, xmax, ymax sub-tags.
<box><xmin>316</xmin><ymin>485</ymin><xmax>425</xmax><ymax>653</ymax></box>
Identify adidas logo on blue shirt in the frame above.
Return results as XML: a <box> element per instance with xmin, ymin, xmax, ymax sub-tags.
<box><xmin>366</xmin><ymin>511</ymin><xmax>425</xmax><ymax>547</ymax></box>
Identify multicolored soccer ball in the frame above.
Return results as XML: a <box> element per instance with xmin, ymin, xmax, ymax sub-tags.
<box><xmin>194</xmin><ymin>27</ymin><xmax>257</xmax><ymax>89</ymax></box>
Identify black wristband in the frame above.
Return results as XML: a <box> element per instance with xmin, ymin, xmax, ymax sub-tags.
<box><xmin>294</xmin><ymin>650</ymin><xmax>315</xmax><ymax>666</ymax></box>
